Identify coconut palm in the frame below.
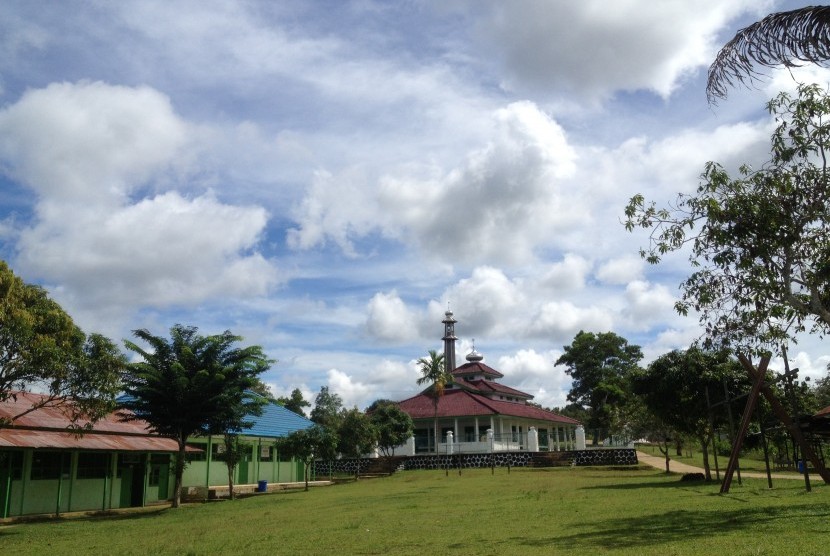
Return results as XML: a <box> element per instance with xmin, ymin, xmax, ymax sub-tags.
<box><xmin>416</xmin><ymin>349</ymin><xmax>451</xmax><ymax>453</ymax></box>
<box><xmin>708</xmin><ymin>6</ymin><xmax>830</xmax><ymax>102</ymax></box>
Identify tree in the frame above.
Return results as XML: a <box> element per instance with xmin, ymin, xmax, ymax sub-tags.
<box><xmin>555</xmin><ymin>331</ymin><xmax>642</xmax><ymax>445</ymax></box>
<box><xmin>0</xmin><ymin>260</ymin><xmax>124</xmax><ymax>425</ymax></box>
<box><xmin>815</xmin><ymin>374</ymin><xmax>830</xmax><ymax>411</ymax></box>
<box><xmin>277</xmin><ymin>388</ymin><xmax>311</xmax><ymax>417</ymax></box>
<box><xmin>275</xmin><ymin>425</ymin><xmax>337</xmax><ymax>491</ymax></box>
<box><xmin>707</xmin><ymin>6</ymin><xmax>830</xmax><ymax>103</ymax></box>
<box><xmin>208</xmin><ymin>391</ymin><xmax>267</xmax><ymax>501</ymax></box>
<box><xmin>626</xmin><ymin>84</ymin><xmax>830</xmax><ymax>353</ymax></box>
<box><xmin>120</xmin><ymin>325</ymin><xmax>271</xmax><ymax>507</ymax></box>
<box><xmin>416</xmin><ymin>349</ymin><xmax>451</xmax><ymax>453</ymax></box>
<box><xmin>337</xmin><ymin>408</ymin><xmax>377</xmax><ymax>477</ymax></box>
<box><xmin>310</xmin><ymin>386</ymin><xmax>344</xmax><ymax>430</ymax></box>
<box><xmin>370</xmin><ymin>402</ymin><xmax>413</xmax><ymax>471</ymax></box>
<box><xmin>631</xmin><ymin>348</ymin><xmax>745</xmax><ymax>480</ymax></box>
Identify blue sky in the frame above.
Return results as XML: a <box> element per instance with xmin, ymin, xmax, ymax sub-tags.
<box><xmin>1</xmin><ymin>0</ymin><xmax>827</xmax><ymax>410</ymax></box>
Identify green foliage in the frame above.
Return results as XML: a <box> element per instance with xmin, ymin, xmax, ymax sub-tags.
<box><xmin>0</xmin><ymin>260</ymin><xmax>124</xmax><ymax>425</ymax></box>
<box><xmin>337</xmin><ymin>408</ymin><xmax>377</xmax><ymax>461</ymax></box>
<box><xmin>555</xmin><ymin>331</ymin><xmax>642</xmax><ymax>440</ymax></box>
<box><xmin>631</xmin><ymin>348</ymin><xmax>747</xmax><ymax>477</ymax></box>
<box><xmin>276</xmin><ymin>424</ymin><xmax>337</xmax><ymax>490</ymax></box>
<box><xmin>277</xmin><ymin>387</ymin><xmax>310</xmax><ymax>417</ymax></box>
<box><xmin>370</xmin><ymin>402</ymin><xmax>414</xmax><ymax>458</ymax></box>
<box><xmin>120</xmin><ymin>324</ymin><xmax>271</xmax><ymax>506</ymax></box>
<box><xmin>310</xmin><ymin>386</ymin><xmax>344</xmax><ymax>430</ymax></box>
<box><xmin>626</xmin><ymin>83</ymin><xmax>830</xmax><ymax>352</ymax></box>
<box><xmin>416</xmin><ymin>349</ymin><xmax>450</xmax><ymax>452</ymax></box>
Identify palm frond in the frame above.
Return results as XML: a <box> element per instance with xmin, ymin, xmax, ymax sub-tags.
<box><xmin>707</xmin><ymin>6</ymin><xmax>830</xmax><ymax>103</ymax></box>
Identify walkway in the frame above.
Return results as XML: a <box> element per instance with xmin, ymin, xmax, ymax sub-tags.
<box><xmin>636</xmin><ymin>451</ymin><xmax>805</xmax><ymax>481</ymax></box>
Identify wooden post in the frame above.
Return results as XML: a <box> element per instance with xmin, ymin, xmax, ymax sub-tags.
<box><xmin>738</xmin><ymin>353</ymin><xmax>830</xmax><ymax>485</ymax></box>
<box><xmin>720</xmin><ymin>354</ymin><xmax>768</xmax><ymax>493</ymax></box>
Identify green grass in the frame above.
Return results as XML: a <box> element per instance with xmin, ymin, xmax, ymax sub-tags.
<box><xmin>638</xmin><ymin>443</ymin><xmax>804</xmax><ymax>475</ymax></box>
<box><xmin>2</xmin><ymin>466</ymin><xmax>829</xmax><ymax>555</ymax></box>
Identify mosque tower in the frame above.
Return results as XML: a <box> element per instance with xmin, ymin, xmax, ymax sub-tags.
<box><xmin>442</xmin><ymin>308</ymin><xmax>457</xmax><ymax>372</ymax></box>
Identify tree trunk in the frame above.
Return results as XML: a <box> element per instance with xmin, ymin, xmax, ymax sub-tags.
<box><xmin>699</xmin><ymin>434</ymin><xmax>712</xmax><ymax>481</ymax></box>
<box><xmin>304</xmin><ymin>460</ymin><xmax>310</xmax><ymax>491</ymax></box>
<box><xmin>173</xmin><ymin>438</ymin><xmax>186</xmax><ymax>508</ymax></box>
<box><xmin>658</xmin><ymin>440</ymin><xmax>670</xmax><ymax>474</ymax></box>
<box><xmin>675</xmin><ymin>437</ymin><xmax>683</xmax><ymax>457</ymax></box>
<box><xmin>227</xmin><ymin>464</ymin><xmax>235</xmax><ymax>500</ymax></box>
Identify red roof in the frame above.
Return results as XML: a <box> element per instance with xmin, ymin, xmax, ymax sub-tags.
<box><xmin>456</xmin><ymin>378</ymin><xmax>532</xmax><ymax>399</ymax></box>
<box><xmin>397</xmin><ymin>389</ymin><xmax>579</xmax><ymax>425</ymax></box>
<box><xmin>0</xmin><ymin>391</ymin><xmax>180</xmax><ymax>452</ymax></box>
<box><xmin>816</xmin><ymin>405</ymin><xmax>830</xmax><ymax>418</ymax></box>
<box><xmin>452</xmin><ymin>361</ymin><xmax>504</xmax><ymax>379</ymax></box>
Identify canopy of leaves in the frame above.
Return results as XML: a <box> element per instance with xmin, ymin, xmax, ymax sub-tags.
<box><xmin>416</xmin><ymin>349</ymin><xmax>451</xmax><ymax>397</ymax></box>
<box><xmin>120</xmin><ymin>324</ymin><xmax>270</xmax><ymax>506</ymax></box>
<box><xmin>707</xmin><ymin>6</ymin><xmax>830</xmax><ymax>103</ymax></box>
<box><xmin>276</xmin><ymin>424</ymin><xmax>337</xmax><ymax>490</ymax></box>
<box><xmin>555</xmin><ymin>331</ymin><xmax>642</xmax><ymax>434</ymax></box>
<box><xmin>0</xmin><ymin>260</ymin><xmax>124</xmax><ymax>425</ymax></box>
<box><xmin>631</xmin><ymin>348</ymin><xmax>746</xmax><ymax>441</ymax></box>
<box><xmin>121</xmin><ymin>325</ymin><xmax>271</xmax><ymax>441</ymax></box>
<box><xmin>337</xmin><ymin>407</ymin><xmax>377</xmax><ymax>459</ymax></box>
<box><xmin>626</xmin><ymin>84</ymin><xmax>830</xmax><ymax>352</ymax></box>
<box><xmin>370</xmin><ymin>403</ymin><xmax>413</xmax><ymax>458</ymax></box>
<box><xmin>277</xmin><ymin>387</ymin><xmax>311</xmax><ymax>417</ymax></box>
<box><xmin>310</xmin><ymin>386</ymin><xmax>344</xmax><ymax>430</ymax></box>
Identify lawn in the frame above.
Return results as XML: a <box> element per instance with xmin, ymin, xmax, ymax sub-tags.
<box><xmin>638</xmin><ymin>443</ymin><xmax>808</xmax><ymax>475</ymax></box>
<box><xmin>2</xmin><ymin>466</ymin><xmax>828</xmax><ymax>555</ymax></box>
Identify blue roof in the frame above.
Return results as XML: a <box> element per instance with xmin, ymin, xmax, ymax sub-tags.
<box><xmin>243</xmin><ymin>400</ymin><xmax>315</xmax><ymax>438</ymax></box>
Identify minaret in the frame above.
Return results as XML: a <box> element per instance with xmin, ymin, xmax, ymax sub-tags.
<box><xmin>442</xmin><ymin>308</ymin><xmax>457</xmax><ymax>372</ymax></box>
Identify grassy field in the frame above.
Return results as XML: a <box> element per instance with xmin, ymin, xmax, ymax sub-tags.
<box><xmin>637</xmin><ymin>443</ymin><xmax>807</xmax><ymax>475</ymax></box>
<box><xmin>2</xmin><ymin>466</ymin><xmax>829</xmax><ymax>555</ymax></box>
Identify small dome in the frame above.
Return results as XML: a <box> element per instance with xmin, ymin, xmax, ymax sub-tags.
<box><xmin>466</xmin><ymin>340</ymin><xmax>484</xmax><ymax>362</ymax></box>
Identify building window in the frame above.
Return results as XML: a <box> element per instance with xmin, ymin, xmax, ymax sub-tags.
<box><xmin>76</xmin><ymin>452</ymin><xmax>110</xmax><ymax>479</ymax></box>
<box><xmin>30</xmin><ymin>451</ymin><xmax>70</xmax><ymax>480</ymax></box>
<box><xmin>185</xmin><ymin>444</ymin><xmax>207</xmax><ymax>462</ymax></box>
<box><xmin>0</xmin><ymin>451</ymin><xmax>24</xmax><ymax>480</ymax></box>
<box><xmin>259</xmin><ymin>445</ymin><xmax>272</xmax><ymax>461</ymax></box>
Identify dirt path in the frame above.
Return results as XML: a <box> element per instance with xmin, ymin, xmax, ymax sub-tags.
<box><xmin>636</xmin><ymin>451</ymin><xmax>806</xmax><ymax>481</ymax></box>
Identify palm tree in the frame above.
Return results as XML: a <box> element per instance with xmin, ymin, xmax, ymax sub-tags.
<box><xmin>416</xmin><ymin>350</ymin><xmax>451</xmax><ymax>453</ymax></box>
<box><xmin>708</xmin><ymin>6</ymin><xmax>830</xmax><ymax>103</ymax></box>
<box><xmin>120</xmin><ymin>325</ymin><xmax>270</xmax><ymax>507</ymax></box>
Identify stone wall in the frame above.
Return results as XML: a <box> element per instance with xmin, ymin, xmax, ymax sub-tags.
<box><xmin>312</xmin><ymin>449</ymin><xmax>637</xmax><ymax>476</ymax></box>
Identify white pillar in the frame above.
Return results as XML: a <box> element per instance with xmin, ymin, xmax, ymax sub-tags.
<box><xmin>406</xmin><ymin>435</ymin><xmax>415</xmax><ymax>456</ymax></box>
<box><xmin>454</xmin><ymin>418</ymin><xmax>459</xmax><ymax>442</ymax></box>
<box><xmin>446</xmin><ymin>431</ymin><xmax>454</xmax><ymax>455</ymax></box>
<box><xmin>474</xmin><ymin>417</ymin><xmax>480</xmax><ymax>440</ymax></box>
<box><xmin>487</xmin><ymin>429</ymin><xmax>494</xmax><ymax>453</ymax></box>
<box><xmin>555</xmin><ymin>426</ymin><xmax>561</xmax><ymax>451</ymax></box>
<box><xmin>575</xmin><ymin>425</ymin><xmax>586</xmax><ymax>450</ymax></box>
<box><xmin>528</xmin><ymin>427</ymin><xmax>539</xmax><ymax>452</ymax></box>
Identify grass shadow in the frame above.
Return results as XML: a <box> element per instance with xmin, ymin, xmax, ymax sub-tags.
<box><xmin>510</xmin><ymin>504</ymin><xmax>830</xmax><ymax>550</ymax></box>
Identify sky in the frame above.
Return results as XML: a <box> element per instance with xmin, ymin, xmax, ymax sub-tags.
<box><xmin>1</xmin><ymin>0</ymin><xmax>829</xmax><ymax>412</ymax></box>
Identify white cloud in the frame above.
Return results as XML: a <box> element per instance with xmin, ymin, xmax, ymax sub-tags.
<box><xmin>496</xmin><ymin>349</ymin><xmax>571</xmax><ymax>408</ymax></box>
<box><xmin>0</xmin><ymin>81</ymin><xmax>190</xmax><ymax>204</ymax></box>
<box><xmin>596</xmin><ymin>256</ymin><xmax>643</xmax><ymax>285</ymax></box>
<box><xmin>289</xmin><ymin>100</ymin><xmax>579</xmax><ymax>265</ymax></box>
<box><xmin>526</xmin><ymin>300</ymin><xmax>614</xmax><ymax>341</ymax></box>
<box><xmin>477</xmin><ymin>0</ymin><xmax>770</xmax><ymax>100</ymax></box>
<box><xmin>0</xmin><ymin>81</ymin><xmax>278</xmax><ymax>329</ymax></box>
<box><xmin>365</xmin><ymin>291</ymin><xmax>419</xmax><ymax>344</ymax></box>
<box><xmin>622</xmin><ymin>280</ymin><xmax>677</xmax><ymax>327</ymax></box>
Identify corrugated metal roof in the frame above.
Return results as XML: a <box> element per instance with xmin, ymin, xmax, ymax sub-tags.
<box><xmin>243</xmin><ymin>401</ymin><xmax>315</xmax><ymax>438</ymax></box>
<box><xmin>0</xmin><ymin>428</ymin><xmax>180</xmax><ymax>451</ymax></box>
<box><xmin>0</xmin><ymin>391</ymin><xmax>180</xmax><ymax>452</ymax></box>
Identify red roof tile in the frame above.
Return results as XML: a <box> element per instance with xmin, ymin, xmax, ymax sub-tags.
<box><xmin>397</xmin><ymin>389</ymin><xmax>579</xmax><ymax>425</ymax></box>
